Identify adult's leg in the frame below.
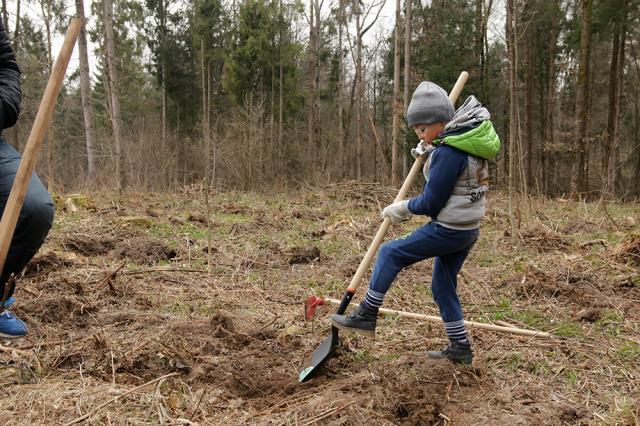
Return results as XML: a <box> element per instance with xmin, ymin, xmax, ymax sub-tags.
<box><xmin>0</xmin><ymin>139</ymin><xmax>55</xmax><ymax>299</ymax></box>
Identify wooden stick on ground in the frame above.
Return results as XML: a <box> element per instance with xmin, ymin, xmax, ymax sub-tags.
<box><xmin>323</xmin><ymin>298</ymin><xmax>553</xmax><ymax>338</ymax></box>
<box><xmin>65</xmin><ymin>372</ymin><xmax>179</xmax><ymax>425</ymax></box>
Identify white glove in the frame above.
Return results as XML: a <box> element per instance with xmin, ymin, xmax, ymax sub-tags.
<box><xmin>382</xmin><ymin>200</ymin><xmax>412</xmax><ymax>224</ymax></box>
<box><xmin>411</xmin><ymin>141</ymin><xmax>435</xmax><ymax>159</ymax></box>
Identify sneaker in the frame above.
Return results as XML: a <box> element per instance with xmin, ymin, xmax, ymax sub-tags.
<box><xmin>0</xmin><ymin>310</ymin><xmax>28</xmax><ymax>339</ymax></box>
<box><xmin>330</xmin><ymin>304</ymin><xmax>377</xmax><ymax>338</ymax></box>
<box><xmin>427</xmin><ymin>341</ymin><xmax>473</xmax><ymax>364</ymax></box>
<box><xmin>1</xmin><ymin>296</ymin><xmax>16</xmax><ymax>308</ymax></box>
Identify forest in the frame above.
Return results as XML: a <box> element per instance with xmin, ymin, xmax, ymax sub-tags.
<box><xmin>2</xmin><ymin>0</ymin><xmax>639</xmax><ymax>198</ymax></box>
<box><xmin>0</xmin><ymin>0</ymin><xmax>638</xmax><ymax>424</ymax></box>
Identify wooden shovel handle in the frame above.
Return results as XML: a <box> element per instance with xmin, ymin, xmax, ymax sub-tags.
<box><xmin>346</xmin><ymin>71</ymin><xmax>469</xmax><ymax>293</ymax></box>
<box><xmin>0</xmin><ymin>18</ymin><xmax>82</xmax><ymax>275</ymax></box>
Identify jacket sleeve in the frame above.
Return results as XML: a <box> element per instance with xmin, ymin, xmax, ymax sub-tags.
<box><xmin>0</xmin><ymin>20</ymin><xmax>21</xmax><ymax>131</ymax></box>
<box><xmin>407</xmin><ymin>146</ymin><xmax>468</xmax><ymax>218</ymax></box>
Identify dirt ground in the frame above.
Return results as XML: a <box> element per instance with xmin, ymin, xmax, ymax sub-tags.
<box><xmin>0</xmin><ymin>183</ymin><xmax>638</xmax><ymax>425</ymax></box>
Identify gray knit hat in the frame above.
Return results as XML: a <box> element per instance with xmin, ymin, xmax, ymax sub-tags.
<box><xmin>406</xmin><ymin>81</ymin><xmax>454</xmax><ymax>127</ymax></box>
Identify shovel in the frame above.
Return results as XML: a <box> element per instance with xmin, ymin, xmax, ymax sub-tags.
<box><xmin>0</xmin><ymin>19</ymin><xmax>82</xmax><ymax>298</ymax></box>
<box><xmin>299</xmin><ymin>71</ymin><xmax>469</xmax><ymax>383</ymax></box>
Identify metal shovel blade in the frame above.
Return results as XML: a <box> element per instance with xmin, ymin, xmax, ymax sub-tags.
<box><xmin>298</xmin><ymin>327</ymin><xmax>340</xmax><ymax>382</ymax></box>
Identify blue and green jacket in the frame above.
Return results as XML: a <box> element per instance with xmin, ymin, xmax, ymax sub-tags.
<box><xmin>407</xmin><ymin>96</ymin><xmax>500</xmax><ymax>230</ymax></box>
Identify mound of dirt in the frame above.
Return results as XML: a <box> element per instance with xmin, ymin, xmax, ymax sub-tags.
<box><xmin>22</xmin><ymin>251</ymin><xmax>76</xmax><ymax>278</ymax></box>
<box><xmin>210</xmin><ymin>311</ymin><xmax>236</xmax><ymax>337</ymax></box>
<box><xmin>112</xmin><ymin>238</ymin><xmax>177</xmax><ymax>264</ymax></box>
<box><xmin>63</xmin><ymin>234</ymin><xmax>116</xmax><ymax>256</ymax></box>
<box><xmin>613</xmin><ymin>233</ymin><xmax>640</xmax><ymax>264</ymax></box>
<box><xmin>18</xmin><ymin>293</ymin><xmax>95</xmax><ymax>327</ymax></box>
<box><xmin>510</xmin><ymin>263</ymin><xmax>599</xmax><ymax>307</ymax></box>
<box><xmin>520</xmin><ymin>227</ymin><xmax>572</xmax><ymax>252</ymax></box>
<box><xmin>371</xmin><ymin>358</ymin><xmax>455</xmax><ymax>424</ymax></box>
<box><xmin>288</xmin><ymin>246</ymin><xmax>320</xmax><ymax>264</ymax></box>
<box><xmin>302</xmin><ymin>353</ymin><xmax>462</xmax><ymax>424</ymax></box>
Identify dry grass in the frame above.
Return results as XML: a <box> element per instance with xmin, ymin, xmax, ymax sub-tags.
<box><xmin>0</xmin><ymin>183</ymin><xmax>638</xmax><ymax>424</ymax></box>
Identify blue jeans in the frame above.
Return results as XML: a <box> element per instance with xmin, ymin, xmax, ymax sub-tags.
<box><xmin>0</xmin><ymin>139</ymin><xmax>54</xmax><ymax>298</ymax></box>
<box><xmin>369</xmin><ymin>221</ymin><xmax>478</xmax><ymax>323</ymax></box>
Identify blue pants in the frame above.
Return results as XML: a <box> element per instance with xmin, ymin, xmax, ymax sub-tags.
<box><xmin>369</xmin><ymin>222</ymin><xmax>478</xmax><ymax>323</ymax></box>
<box><xmin>0</xmin><ymin>139</ymin><xmax>54</xmax><ymax>298</ymax></box>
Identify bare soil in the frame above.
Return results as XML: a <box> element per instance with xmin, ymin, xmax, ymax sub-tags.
<box><xmin>0</xmin><ymin>183</ymin><xmax>638</xmax><ymax>424</ymax></box>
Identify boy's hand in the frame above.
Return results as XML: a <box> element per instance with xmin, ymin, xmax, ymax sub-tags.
<box><xmin>382</xmin><ymin>200</ymin><xmax>412</xmax><ymax>224</ymax></box>
<box><xmin>411</xmin><ymin>141</ymin><xmax>435</xmax><ymax>159</ymax></box>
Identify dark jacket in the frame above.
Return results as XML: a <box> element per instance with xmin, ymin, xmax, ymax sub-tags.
<box><xmin>0</xmin><ymin>20</ymin><xmax>21</xmax><ymax>131</ymax></box>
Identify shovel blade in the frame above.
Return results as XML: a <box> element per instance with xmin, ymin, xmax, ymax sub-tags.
<box><xmin>298</xmin><ymin>327</ymin><xmax>340</xmax><ymax>383</ymax></box>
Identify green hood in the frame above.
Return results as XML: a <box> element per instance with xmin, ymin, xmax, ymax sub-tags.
<box><xmin>434</xmin><ymin>121</ymin><xmax>501</xmax><ymax>160</ymax></box>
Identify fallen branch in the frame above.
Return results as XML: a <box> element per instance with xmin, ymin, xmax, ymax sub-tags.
<box><xmin>323</xmin><ymin>298</ymin><xmax>553</xmax><ymax>338</ymax></box>
<box><xmin>122</xmin><ymin>267</ymin><xmax>206</xmax><ymax>275</ymax></box>
<box><xmin>65</xmin><ymin>372</ymin><xmax>179</xmax><ymax>425</ymax></box>
<box><xmin>0</xmin><ymin>344</ymin><xmax>34</xmax><ymax>357</ymax></box>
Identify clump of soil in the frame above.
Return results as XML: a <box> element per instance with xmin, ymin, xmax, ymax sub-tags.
<box><xmin>19</xmin><ymin>294</ymin><xmax>95</xmax><ymax>326</ymax></box>
<box><xmin>288</xmin><ymin>246</ymin><xmax>320</xmax><ymax>264</ymax></box>
<box><xmin>210</xmin><ymin>312</ymin><xmax>235</xmax><ymax>337</ymax></box>
<box><xmin>112</xmin><ymin>238</ymin><xmax>177</xmax><ymax>264</ymax></box>
<box><xmin>219</xmin><ymin>203</ymin><xmax>249</xmax><ymax>214</ymax></box>
<box><xmin>510</xmin><ymin>263</ymin><xmax>599</xmax><ymax>307</ymax></box>
<box><xmin>576</xmin><ymin>307</ymin><xmax>602</xmax><ymax>322</ymax></box>
<box><xmin>22</xmin><ymin>251</ymin><xmax>75</xmax><ymax>278</ymax></box>
<box><xmin>613</xmin><ymin>233</ymin><xmax>640</xmax><ymax>264</ymax></box>
<box><xmin>520</xmin><ymin>226</ymin><xmax>571</xmax><ymax>252</ymax></box>
<box><xmin>373</xmin><ymin>358</ymin><xmax>454</xmax><ymax>424</ymax></box>
<box><xmin>187</xmin><ymin>212</ymin><xmax>208</xmax><ymax>224</ymax></box>
<box><xmin>63</xmin><ymin>234</ymin><xmax>116</xmax><ymax>256</ymax></box>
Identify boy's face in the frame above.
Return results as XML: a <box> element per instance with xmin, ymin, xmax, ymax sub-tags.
<box><xmin>412</xmin><ymin>122</ymin><xmax>446</xmax><ymax>144</ymax></box>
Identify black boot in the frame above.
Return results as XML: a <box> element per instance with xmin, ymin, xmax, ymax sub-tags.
<box><xmin>427</xmin><ymin>341</ymin><xmax>473</xmax><ymax>364</ymax></box>
<box><xmin>331</xmin><ymin>304</ymin><xmax>377</xmax><ymax>338</ymax></box>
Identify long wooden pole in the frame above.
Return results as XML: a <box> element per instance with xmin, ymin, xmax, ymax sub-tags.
<box><xmin>0</xmin><ymin>18</ymin><xmax>82</xmax><ymax>275</ymax></box>
<box><xmin>324</xmin><ymin>298</ymin><xmax>552</xmax><ymax>338</ymax></box>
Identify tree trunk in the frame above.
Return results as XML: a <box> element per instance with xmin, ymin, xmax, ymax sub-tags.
<box><xmin>574</xmin><ymin>0</ymin><xmax>592</xmax><ymax>195</ymax></box>
<box><xmin>482</xmin><ymin>0</ymin><xmax>493</xmax><ymax>101</ymax></box>
<box><xmin>403</xmin><ymin>0</ymin><xmax>412</xmax><ymax>178</ymax></box>
<box><xmin>337</xmin><ymin>0</ymin><xmax>344</xmax><ymax>179</ymax></box>
<box><xmin>307</xmin><ymin>0</ymin><xmax>316</xmax><ymax>151</ymax></box>
<box><xmin>2</xmin><ymin>0</ymin><xmax>7</xmax><ymax>32</ymax></box>
<box><xmin>13</xmin><ymin>0</ymin><xmax>19</xmax><ymax>48</ymax></box>
<box><xmin>603</xmin><ymin>13</ymin><xmax>620</xmax><ymax>195</ymax></box>
<box><xmin>391</xmin><ymin>0</ymin><xmax>401</xmax><ymax>185</ymax></box>
<box><xmin>10</xmin><ymin>0</ymin><xmax>20</xmax><ymax>150</ymax></box>
<box><xmin>104</xmin><ymin>0</ymin><xmax>125</xmax><ymax>191</ymax></box>
<box><xmin>314</xmin><ymin>0</ymin><xmax>320</xmax><ymax>157</ymax></box>
<box><xmin>278</xmin><ymin>0</ymin><xmax>284</xmax><ymax>180</ymax></box>
<box><xmin>159</xmin><ymin>0</ymin><xmax>167</xmax><ymax>147</ymax></box>
<box><xmin>634</xmin><ymin>77</ymin><xmax>640</xmax><ymax>198</ymax></box>
<box><xmin>506</xmin><ymin>0</ymin><xmax>517</xmax><ymax>237</ymax></box>
<box><xmin>474</xmin><ymin>0</ymin><xmax>483</xmax><ymax>70</ymax></box>
<box><xmin>76</xmin><ymin>0</ymin><xmax>97</xmax><ymax>183</ymax></box>
<box><xmin>43</xmin><ymin>0</ymin><xmax>56</xmax><ymax>191</ymax></box>
<box><xmin>355</xmin><ymin>2</ymin><xmax>362</xmax><ymax>179</ymax></box>
<box><xmin>543</xmin><ymin>0</ymin><xmax>559</xmax><ymax>195</ymax></box>
<box><xmin>523</xmin><ymin>17</ymin><xmax>534</xmax><ymax>192</ymax></box>
<box><xmin>612</xmin><ymin>6</ymin><xmax>627</xmax><ymax>193</ymax></box>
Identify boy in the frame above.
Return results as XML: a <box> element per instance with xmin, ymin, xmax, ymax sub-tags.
<box><xmin>331</xmin><ymin>81</ymin><xmax>499</xmax><ymax>364</ymax></box>
<box><xmin>0</xmin><ymin>20</ymin><xmax>55</xmax><ymax>338</ymax></box>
